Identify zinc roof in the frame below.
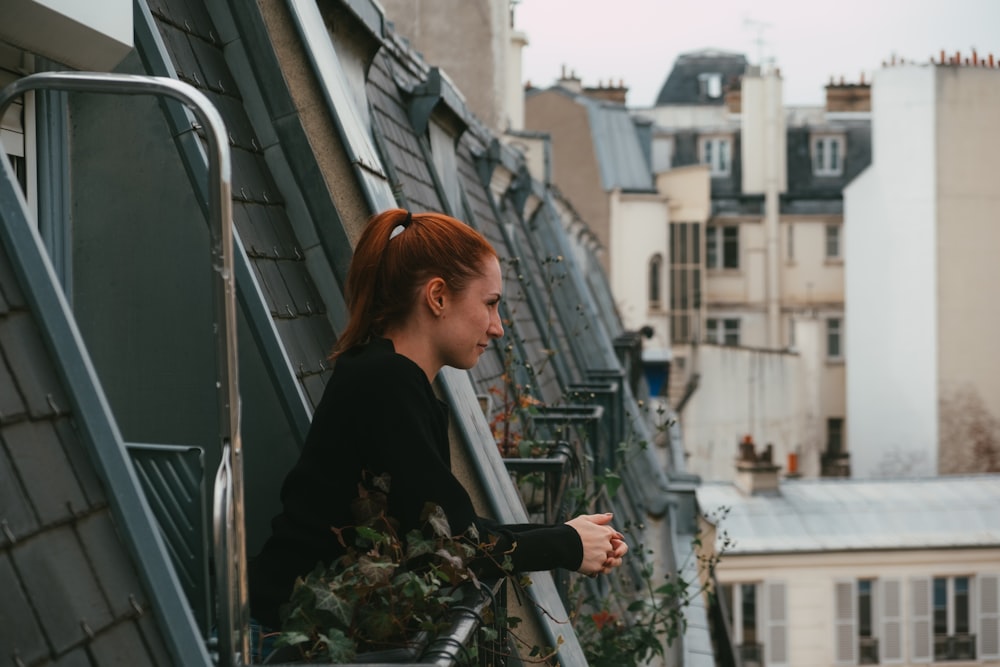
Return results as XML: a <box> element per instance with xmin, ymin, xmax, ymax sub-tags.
<box><xmin>696</xmin><ymin>474</ymin><xmax>1000</xmax><ymax>555</ymax></box>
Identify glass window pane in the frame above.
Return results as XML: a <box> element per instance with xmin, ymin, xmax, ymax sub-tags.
<box><xmin>693</xmin><ymin>269</ymin><xmax>701</xmax><ymax>308</ymax></box>
<box><xmin>933</xmin><ymin>577</ymin><xmax>948</xmax><ymax>635</ymax></box>
<box><xmin>723</xmin><ymin>226</ymin><xmax>739</xmax><ymax>268</ymax></box>
<box><xmin>831</xmin><ymin>139</ymin><xmax>840</xmax><ymax>171</ymax></box>
<box><xmin>692</xmin><ymin>224</ymin><xmax>701</xmax><ymax>263</ymax></box>
<box><xmin>742</xmin><ymin>583</ymin><xmax>757</xmax><ymax>644</ymax></box>
<box><xmin>955</xmin><ymin>577</ymin><xmax>970</xmax><ymax>634</ymax></box>
<box><xmin>707</xmin><ymin>227</ymin><xmax>718</xmax><ymax>268</ymax></box>
<box><xmin>679</xmin><ymin>224</ymin><xmax>688</xmax><ymax>264</ymax></box>
<box><xmin>859</xmin><ymin>580</ymin><xmax>873</xmax><ymax>637</ymax></box>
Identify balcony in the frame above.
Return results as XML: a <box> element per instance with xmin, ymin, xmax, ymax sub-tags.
<box><xmin>934</xmin><ymin>633</ymin><xmax>976</xmax><ymax>661</ymax></box>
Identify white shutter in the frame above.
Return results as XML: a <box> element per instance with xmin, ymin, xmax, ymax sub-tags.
<box><xmin>980</xmin><ymin>574</ymin><xmax>1000</xmax><ymax>660</ymax></box>
<box><xmin>765</xmin><ymin>580</ymin><xmax>788</xmax><ymax>667</ymax></box>
<box><xmin>910</xmin><ymin>576</ymin><xmax>932</xmax><ymax>663</ymax></box>
<box><xmin>881</xmin><ymin>578</ymin><xmax>903</xmax><ymax>663</ymax></box>
<box><xmin>834</xmin><ymin>580</ymin><xmax>857</xmax><ymax>665</ymax></box>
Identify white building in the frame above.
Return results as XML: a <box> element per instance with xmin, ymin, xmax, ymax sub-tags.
<box><xmin>844</xmin><ymin>59</ymin><xmax>1000</xmax><ymax>479</ymax></box>
<box><xmin>697</xmin><ymin>467</ymin><xmax>1000</xmax><ymax>667</ymax></box>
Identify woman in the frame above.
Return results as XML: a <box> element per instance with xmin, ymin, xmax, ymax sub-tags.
<box><xmin>248</xmin><ymin>208</ymin><xmax>628</xmax><ymax>630</ymax></box>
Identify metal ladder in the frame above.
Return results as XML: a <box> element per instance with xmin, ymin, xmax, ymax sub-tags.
<box><xmin>0</xmin><ymin>71</ymin><xmax>249</xmax><ymax>665</ymax></box>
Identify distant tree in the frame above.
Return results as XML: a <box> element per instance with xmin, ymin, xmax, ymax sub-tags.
<box><xmin>939</xmin><ymin>384</ymin><xmax>1000</xmax><ymax>474</ymax></box>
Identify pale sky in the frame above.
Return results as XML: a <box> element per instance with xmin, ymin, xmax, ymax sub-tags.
<box><xmin>514</xmin><ymin>0</ymin><xmax>1000</xmax><ymax>107</ymax></box>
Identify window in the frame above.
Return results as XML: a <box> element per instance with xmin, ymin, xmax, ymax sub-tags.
<box><xmin>698</xmin><ymin>72</ymin><xmax>723</xmax><ymax>99</ymax></box>
<box><xmin>706</xmin><ymin>225</ymin><xmax>739</xmax><ymax>269</ymax></box>
<box><xmin>827</xmin><ymin>318</ymin><xmax>843</xmax><ymax>359</ymax></box>
<box><xmin>835</xmin><ymin>579</ymin><xmax>904</xmax><ymax>665</ymax></box>
<box><xmin>813</xmin><ymin>134</ymin><xmax>845</xmax><ymax>176</ymax></box>
<box><xmin>723</xmin><ymin>583</ymin><xmax>763</xmax><ymax>666</ymax></box>
<box><xmin>648</xmin><ymin>254</ymin><xmax>663</xmax><ymax>310</ymax></box>
<box><xmin>707</xmin><ymin>317</ymin><xmax>740</xmax><ymax>346</ymax></box>
<box><xmin>722</xmin><ymin>581</ymin><xmax>787</xmax><ymax>667</ymax></box>
<box><xmin>858</xmin><ymin>580</ymin><xmax>878</xmax><ymax>664</ymax></box>
<box><xmin>786</xmin><ymin>224</ymin><xmax>794</xmax><ymax>261</ymax></box>
<box><xmin>787</xmin><ymin>317</ymin><xmax>796</xmax><ymax>348</ymax></box>
<box><xmin>670</xmin><ymin>222</ymin><xmax>701</xmax><ymax>344</ymax></box>
<box><xmin>933</xmin><ymin>576</ymin><xmax>975</xmax><ymax>661</ymax></box>
<box><xmin>700</xmin><ymin>135</ymin><xmax>732</xmax><ymax>176</ymax></box>
<box><xmin>827</xmin><ymin>418</ymin><xmax>844</xmax><ymax>457</ymax></box>
<box><xmin>826</xmin><ymin>224</ymin><xmax>842</xmax><ymax>259</ymax></box>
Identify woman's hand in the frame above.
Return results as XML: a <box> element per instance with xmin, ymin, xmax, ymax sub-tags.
<box><xmin>565</xmin><ymin>513</ymin><xmax>629</xmax><ymax>576</ymax></box>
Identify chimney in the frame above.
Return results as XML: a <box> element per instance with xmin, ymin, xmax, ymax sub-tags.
<box><xmin>557</xmin><ymin>65</ymin><xmax>583</xmax><ymax>93</ymax></box>
<box><xmin>734</xmin><ymin>435</ymin><xmax>782</xmax><ymax>496</ymax></box>
<box><xmin>825</xmin><ymin>77</ymin><xmax>871</xmax><ymax>112</ymax></box>
<box><xmin>582</xmin><ymin>78</ymin><xmax>629</xmax><ymax>105</ymax></box>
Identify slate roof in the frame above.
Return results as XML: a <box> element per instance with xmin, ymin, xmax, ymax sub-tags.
<box><xmin>697</xmin><ymin>474</ymin><xmax>1000</xmax><ymax>555</ymax></box>
<box><xmin>654</xmin><ymin>49</ymin><xmax>748</xmax><ymax>106</ymax></box>
<box><xmin>0</xmin><ymin>180</ymin><xmax>178</xmax><ymax>665</ymax></box>
<box><xmin>147</xmin><ymin>0</ymin><xmax>339</xmax><ymax>412</ymax></box>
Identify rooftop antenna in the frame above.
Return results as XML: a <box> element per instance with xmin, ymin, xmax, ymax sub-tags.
<box><xmin>742</xmin><ymin>16</ymin><xmax>772</xmax><ymax>66</ymax></box>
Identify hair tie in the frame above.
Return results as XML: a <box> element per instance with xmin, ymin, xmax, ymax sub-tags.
<box><xmin>390</xmin><ymin>210</ymin><xmax>412</xmax><ymax>240</ymax></box>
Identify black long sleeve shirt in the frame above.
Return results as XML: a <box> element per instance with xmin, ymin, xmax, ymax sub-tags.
<box><xmin>248</xmin><ymin>338</ymin><xmax>582</xmax><ymax>628</ymax></box>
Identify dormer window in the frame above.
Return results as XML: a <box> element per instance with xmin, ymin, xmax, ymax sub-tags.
<box><xmin>812</xmin><ymin>134</ymin><xmax>845</xmax><ymax>176</ymax></box>
<box><xmin>698</xmin><ymin>72</ymin><xmax>723</xmax><ymax>100</ymax></box>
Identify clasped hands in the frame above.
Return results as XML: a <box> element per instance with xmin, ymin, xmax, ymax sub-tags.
<box><xmin>565</xmin><ymin>512</ymin><xmax>628</xmax><ymax>577</ymax></box>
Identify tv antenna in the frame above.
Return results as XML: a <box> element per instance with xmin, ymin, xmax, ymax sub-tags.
<box><xmin>743</xmin><ymin>17</ymin><xmax>772</xmax><ymax>66</ymax></box>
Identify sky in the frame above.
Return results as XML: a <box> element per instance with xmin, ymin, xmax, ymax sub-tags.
<box><xmin>514</xmin><ymin>0</ymin><xmax>1000</xmax><ymax>107</ymax></box>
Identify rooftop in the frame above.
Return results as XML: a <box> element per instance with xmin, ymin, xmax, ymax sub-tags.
<box><xmin>697</xmin><ymin>474</ymin><xmax>1000</xmax><ymax>555</ymax></box>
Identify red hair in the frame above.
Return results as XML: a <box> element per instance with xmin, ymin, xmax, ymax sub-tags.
<box><xmin>332</xmin><ymin>208</ymin><xmax>498</xmax><ymax>358</ymax></box>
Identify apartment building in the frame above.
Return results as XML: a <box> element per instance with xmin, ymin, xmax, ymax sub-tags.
<box><xmin>696</xmin><ymin>455</ymin><xmax>1000</xmax><ymax>667</ymax></box>
<box><xmin>844</xmin><ymin>55</ymin><xmax>1000</xmax><ymax>479</ymax></box>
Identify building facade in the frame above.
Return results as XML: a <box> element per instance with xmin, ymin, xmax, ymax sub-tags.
<box><xmin>697</xmin><ymin>465</ymin><xmax>1000</xmax><ymax>667</ymax></box>
<box><xmin>844</xmin><ymin>58</ymin><xmax>1000</xmax><ymax>479</ymax></box>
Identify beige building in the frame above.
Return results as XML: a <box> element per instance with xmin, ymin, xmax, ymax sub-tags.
<box><xmin>844</xmin><ymin>58</ymin><xmax>1000</xmax><ymax>479</ymax></box>
<box><xmin>697</xmin><ymin>462</ymin><xmax>1000</xmax><ymax>667</ymax></box>
<box><xmin>633</xmin><ymin>51</ymin><xmax>866</xmax><ymax>481</ymax></box>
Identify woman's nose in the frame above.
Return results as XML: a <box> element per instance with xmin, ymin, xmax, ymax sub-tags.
<box><xmin>488</xmin><ymin>312</ymin><xmax>504</xmax><ymax>339</ymax></box>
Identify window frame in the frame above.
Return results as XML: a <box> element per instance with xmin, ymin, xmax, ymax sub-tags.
<box><xmin>706</xmin><ymin>224</ymin><xmax>740</xmax><ymax>270</ymax></box>
<box><xmin>707</xmin><ymin>317</ymin><xmax>741</xmax><ymax>346</ymax></box>
<box><xmin>827</xmin><ymin>317</ymin><xmax>843</xmax><ymax>360</ymax></box>
<box><xmin>699</xmin><ymin>134</ymin><xmax>732</xmax><ymax>177</ymax></box>
<box><xmin>826</xmin><ymin>224</ymin><xmax>842</xmax><ymax>260</ymax></box>
<box><xmin>648</xmin><ymin>253</ymin><xmax>663</xmax><ymax>311</ymax></box>
<box><xmin>812</xmin><ymin>133</ymin><xmax>845</xmax><ymax>177</ymax></box>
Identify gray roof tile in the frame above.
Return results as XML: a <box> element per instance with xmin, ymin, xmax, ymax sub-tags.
<box><xmin>12</xmin><ymin>524</ymin><xmax>114</xmax><ymax>654</ymax></box>
<box><xmin>0</xmin><ymin>311</ymin><xmax>70</xmax><ymax>419</ymax></box>
<box><xmin>88</xmin><ymin>619</ymin><xmax>162</xmax><ymax>667</ymax></box>
<box><xmin>0</xmin><ymin>444</ymin><xmax>38</xmax><ymax>542</ymax></box>
<box><xmin>52</xmin><ymin>418</ymin><xmax>107</xmax><ymax>507</ymax></box>
<box><xmin>53</xmin><ymin>648</ymin><xmax>92</xmax><ymax>667</ymax></box>
<box><xmin>275</xmin><ymin>259</ymin><xmax>321</xmax><ymax>317</ymax></box>
<box><xmin>3</xmin><ymin>419</ymin><xmax>88</xmax><ymax>526</ymax></box>
<box><xmin>76</xmin><ymin>511</ymin><xmax>149</xmax><ymax>618</ymax></box>
<box><xmin>0</xmin><ymin>352</ymin><xmax>26</xmax><ymax>420</ymax></box>
<box><xmin>0</xmin><ymin>241</ymin><xmax>26</xmax><ymax>309</ymax></box>
<box><xmin>0</xmin><ymin>552</ymin><xmax>47</xmax><ymax>664</ymax></box>
<box><xmin>187</xmin><ymin>31</ymin><xmax>240</xmax><ymax>96</ymax></box>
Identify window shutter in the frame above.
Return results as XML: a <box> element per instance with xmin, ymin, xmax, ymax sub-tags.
<box><xmin>765</xmin><ymin>580</ymin><xmax>788</xmax><ymax>667</ymax></box>
<box><xmin>881</xmin><ymin>578</ymin><xmax>903</xmax><ymax>664</ymax></box>
<box><xmin>910</xmin><ymin>576</ymin><xmax>932</xmax><ymax>663</ymax></box>
<box><xmin>980</xmin><ymin>574</ymin><xmax>1000</xmax><ymax>660</ymax></box>
<box><xmin>834</xmin><ymin>580</ymin><xmax>857</xmax><ymax>665</ymax></box>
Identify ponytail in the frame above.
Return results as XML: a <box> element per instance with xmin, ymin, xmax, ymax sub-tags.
<box><xmin>331</xmin><ymin>209</ymin><xmax>497</xmax><ymax>358</ymax></box>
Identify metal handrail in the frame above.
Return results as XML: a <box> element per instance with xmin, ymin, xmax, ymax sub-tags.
<box><xmin>213</xmin><ymin>444</ymin><xmax>237</xmax><ymax>663</ymax></box>
<box><xmin>0</xmin><ymin>72</ymin><xmax>247</xmax><ymax>663</ymax></box>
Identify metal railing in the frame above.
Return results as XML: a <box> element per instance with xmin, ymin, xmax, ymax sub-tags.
<box><xmin>0</xmin><ymin>71</ymin><xmax>247</xmax><ymax>664</ymax></box>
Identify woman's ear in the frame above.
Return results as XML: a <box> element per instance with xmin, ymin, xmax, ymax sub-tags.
<box><xmin>424</xmin><ymin>277</ymin><xmax>447</xmax><ymax>316</ymax></box>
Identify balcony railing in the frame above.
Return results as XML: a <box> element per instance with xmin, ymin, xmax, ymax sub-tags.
<box><xmin>739</xmin><ymin>642</ymin><xmax>764</xmax><ymax>667</ymax></box>
<box><xmin>859</xmin><ymin>635</ymin><xmax>879</xmax><ymax>664</ymax></box>
<box><xmin>934</xmin><ymin>633</ymin><xmax>976</xmax><ymax>661</ymax></box>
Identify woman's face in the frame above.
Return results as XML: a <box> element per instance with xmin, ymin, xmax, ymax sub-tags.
<box><xmin>435</xmin><ymin>256</ymin><xmax>504</xmax><ymax>370</ymax></box>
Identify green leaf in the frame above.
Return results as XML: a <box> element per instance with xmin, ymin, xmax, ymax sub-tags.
<box><xmin>310</xmin><ymin>583</ymin><xmax>353</xmax><ymax>627</ymax></box>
